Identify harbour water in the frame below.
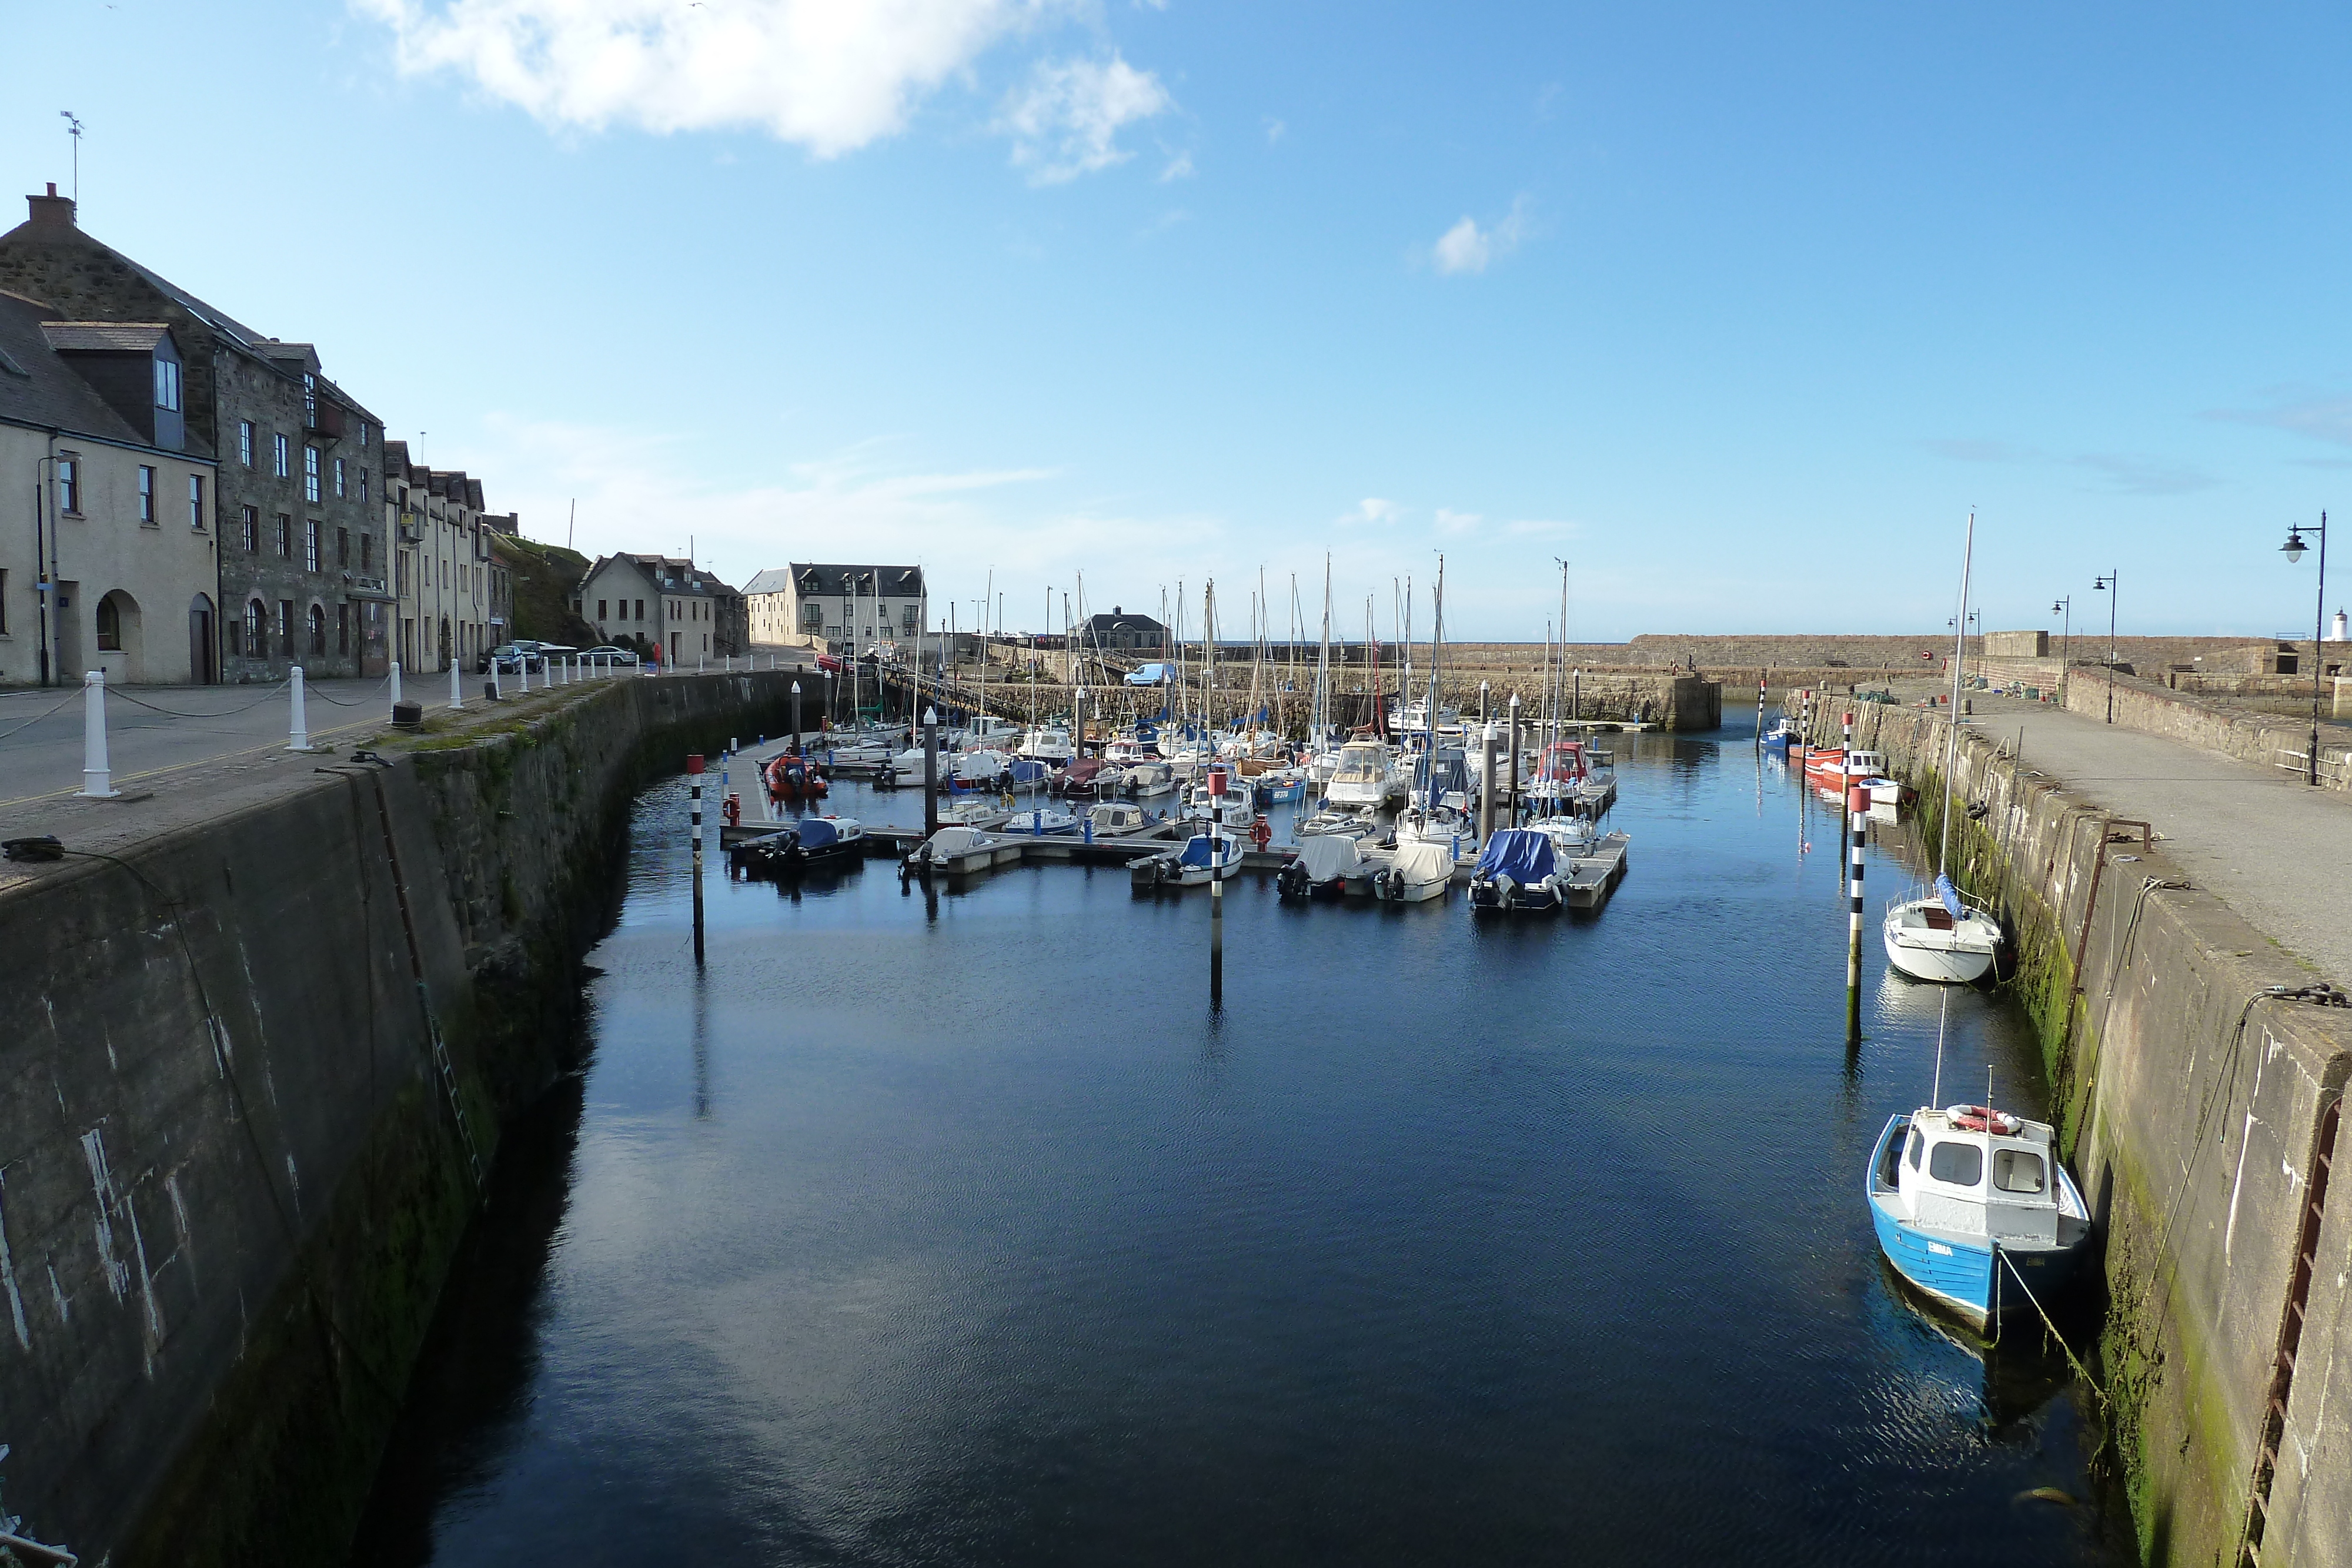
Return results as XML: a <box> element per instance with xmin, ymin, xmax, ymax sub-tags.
<box><xmin>353</xmin><ymin>721</ymin><xmax>2126</xmax><ymax>1566</ymax></box>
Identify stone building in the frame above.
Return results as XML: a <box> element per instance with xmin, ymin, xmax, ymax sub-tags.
<box><xmin>0</xmin><ymin>186</ymin><xmax>387</xmax><ymax>681</ymax></box>
<box><xmin>745</xmin><ymin>563</ymin><xmax>926</xmax><ymax>652</ymax></box>
<box><xmin>0</xmin><ymin>292</ymin><xmax>219</xmax><ymax>684</ymax></box>
<box><xmin>576</xmin><ymin>553</ymin><xmax>744</xmax><ymax>667</ymax></box>
<box><xmin>383</xmin><ymin>442</ymin><xmax>513</xmax><ymax>674</ymax></box>
<box><xmin>1083</xmin><ymin>607</ymin><xmax>1168</xmax><ymax>653</ymax></box>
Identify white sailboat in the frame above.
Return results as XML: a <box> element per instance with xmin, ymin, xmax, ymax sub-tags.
<box><xmin>1883</xmin><ymin>514</ymin><xmax>2003</xmax><ymax>984</ymax></box>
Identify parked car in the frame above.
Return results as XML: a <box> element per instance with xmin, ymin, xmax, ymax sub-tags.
<box><xmin>581</xmin><ymin>644</ymin><xmax>642</xmax><ymax>666</ymax></box>
<box><xmin>478</xmin><ymin>644</ymin><xmax>524</xmax><ymax>674</ymax></box>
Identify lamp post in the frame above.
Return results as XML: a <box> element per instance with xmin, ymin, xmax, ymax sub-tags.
<box><xmin>2092</xmin><ymin>571</ymin><xmax>2120</xmax><ymax>724</ymax></box>
<box><xmin>2051</xmin><ymin>597</ymin><xmax>2072</xmax><ymax>704</ymax></box>
<box><xmin>2283</xmin><ymin>515</ymin><xmax>2330</xmax><ymax>786</ymax></box>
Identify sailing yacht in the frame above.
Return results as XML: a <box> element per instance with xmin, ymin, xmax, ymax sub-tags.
<box><xmin>1884</xmin><ymin>514</ymin><xmax>2005</xmax><ymax>984</ymax></box>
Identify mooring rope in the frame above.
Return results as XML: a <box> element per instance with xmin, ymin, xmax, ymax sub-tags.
<box><xmin>1996</xmin><ymin>1246</ymin><xmax>2108</xmax><ymax>1406</ymax></box>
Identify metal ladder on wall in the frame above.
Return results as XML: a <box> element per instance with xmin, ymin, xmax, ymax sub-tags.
<box><xmin>419</xmin><ymin>991</ymin><xmax>483</xmax><ymax>1192</ymax></box>
<box><xmin>2235</xmin><ymin>1094</ymin><xmax>2339</xmax><ymax>1566</ymax></box>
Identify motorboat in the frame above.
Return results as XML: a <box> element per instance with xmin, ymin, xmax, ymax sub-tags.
<box><xmin>1252</xmin><ymin>767</ymin><xmax>1309</xmax><ymax>807</ymax></box>
<box><xmin>1324</xmin><ymin>740</ymin><xmax>1402</xmax><ymax>808</ymax></box>
<box><xmin>1466</xmin><ymin>828</ymin><xmax>1569</xmax><ymax>913</ymax></box>
<box><xmin>1367</xmin><ymin>838</ymin><xmax>1452</xmax><ymax>903</ymax></box>
<box><xmin>1018</xmin><ymin>727</ymin><xmax>1076</xmax><ymax>765</ymax></box>
<box><xmin>1867</xmin><ymin>1103</ymin><xmax>2093</xmax><ymax>1331</ymax></box>
<box><xmin>1006</xmin><ymin>758</ymin><xmax>1053</xmax><ymax>791</ymax></box>
<box><xmin>729</xmin><ymin>814</ymin><xmax>866</xmax><ymax>877</ymax></box>
<box><xmin>903</xmin><ymin>824</ymin><xmax>988</xmax><ymax>873</ymax></box>
<box><xmin>1525</xmin><ymin>740</ymin><xmax>1616</xmax><ymax>818</ymax></box>
<box><xmin>1003</xmin><ymin>806</ymin><xmax>1080</xmax><ymax>835</ymax></box>
<box><xmin>1294</xmin><ymin>803</ymin><xmax>1378</xmax><ymax>840</ymax></box>
<box><xmin>950</xmin><ymin>748</ymin><xmax>1011</xmax><ymax>788</ymax></box>
<box><xmin>957</xmin><ymin>716</ymin><xmax>1023</xmax><ymax>751</ymax></box>
<box><xmin>1118</xmin><ymin>759</ymin><xmax>1178</xmax><ymax>797</ymax></box>
<box><xmin>1394</xmin><ymin>803</ymin><xmax>1479</xmax><ymax>867</ymax></box>
<box><xmin>1050</xmin><ymin>757</ymin><xmax>1107</xmax><ymax>798</ymax></box>
<box><xmin>1884</xmin><ymin>874</ymin><xmax>2003</xmax><ymax>983</ymax></box>
<box><xmin>762</xmin><ymin>751</ymin><xmax>830</xmax><ymax>804</ymax></box>
<box><xmin>1277</xmin><ymin>832</ymin><xmax>1364</xmax><ymax>901</ymax></box>
<box><xmin>942</xmin><ymin>798</ymin><xmax>1002</xmax><ymax>825</ymax></box>
<box><xmin>1185</xmin><ymin>778</ymin><xmax>1257</xmax><ymax>834</ymax></box>
<box><xmin>1762</xmin><ymin>716</ymin><xmax>1800</xmax><ymax>753</ymax></box>
<box><xmin>1134</xmin><ymin>833</ymin><xmax>1229</xmax><ymax>890</ymax></box>
<box><xmin>1088</xmin><ymin>801</ymin><xmax>1151</xmax><ymax>836</ymax></box>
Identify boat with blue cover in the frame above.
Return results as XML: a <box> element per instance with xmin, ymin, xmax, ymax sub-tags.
<box><xmin>1866</xmin><ymin>1103</ymin><xmax>2093</xmax><ymax>1331</ymax></box>
<box><xmin>1466</xmin><ymin>828</ymin><xmax>1568</xmax><ymax>912</ymax></box>
<box><xmin>729</xmin><ymin>814</ymin><xmax>867</xmax><ymax>878</ymax></box>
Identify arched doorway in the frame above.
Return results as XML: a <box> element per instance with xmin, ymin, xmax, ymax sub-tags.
<box><xmin>306</xmin><ymin>603</ymin><xmax>326</xmax><ymax>658</ymax></box>
<box><xmin>189</xmin><ymin>593</ymin><xmax>216</xmax><ymax>684</ymax></box>
<box><xmin>437</xmin><ymin>616</ymin><xmax>452</xmax><ymax>670</ymax></box>
<box><xmin>95</xmin><ymin>589</ymin><xmax>143</xmax><ymax>677</ymax></box>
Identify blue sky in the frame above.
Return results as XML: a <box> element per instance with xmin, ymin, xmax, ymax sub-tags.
<box><xmin>6</xmin><ymin>1</ymin><xmax>2348</xmax><ymax>641</ymax></box>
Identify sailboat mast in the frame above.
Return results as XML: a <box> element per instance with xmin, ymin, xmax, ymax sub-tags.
<box><xmin>1937</xmin><ymin>512</ymin><xmax>1977</xmax><ymax>872</ymax></box>
<box><xmin>1428</xmin><ymin>556</ymin><xmax>1445</xmax><ymax>796</ymax></box>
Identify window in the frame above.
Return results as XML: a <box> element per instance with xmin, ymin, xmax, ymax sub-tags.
<box><xmin>337</xmin><ymin>603</ymin><xmax>350</xmax><ymax>655</ymax></box>
<box><xmin>0</xmin><ymin>571</ymin><xmax>6</xmax><ymax>634</ymax></box>
<box><xmin>598</xmin><ymin>599</ymin><xmax>608</xmax><ymax>621</ymax></box>
<box><xmin>1993</xmin><ymin>1150</ymin><xmax>2046</xmax><ymax>1195</ymax></box>
<box><xmin>359</xmin><ymin>466</ymin><xmax>368</xmax><ymax>502</ymax></box>
<box><xmin>239</xmin><ymin>420</ymin><xmax>255</xmax><ymax>466</ymax></box>
<box><xmin>333</xmin><ymin>456</ymin><xmax>346</xmax><ymax>499</ymax></box>
<box><xmin>244</xmin><ymin>600</ymin><xmax>265</xmax><ymax>656</ymax></box>
<box><xmin>337</xmin><ymin>527</ymin><xmax>350</xmax><ymax>569</ymax></box>
<box><xmin>96</xmin><ymin>594</ymin><xmax>122</xmax><ymax>651</ymax></box>
<box><xmin>1906</xmin><ymin>1131</ymin><xmax>1924</xmax><ymax>1171</ymax></box>
<box><xmin>1927</xmin><ymin>1142</ymin><xmax>1983</xmax><ymax>1188</ymax></box>
<box><xmin>273</xmin><ymin>433</ymin><xmax>289</xmax><ymax>477</ymax></box>
<box><xmin>278</xmin><ymin>600</ymin><xmax>294</xmax><ymax>656</ymax></box>
<box><xmin>360</xmin><ymin>534</ymin><xmax>373</xmax><ymax>573</ymax></box>
<box><xmin>635</xmin><ymin>599</ymin><xmax>645</xmax><ymax>622</ymax></box>
<box><xmin>308</xmin><ymin>603</ymin><xmax>326</xmax><ymax>656</ymax></box>
<box><xmin>189</xmin><ymin>474</ymin><xmax>206</xmax><ymax>530</ymax></box>
<box><xmin>277</xmin><ymin>514</ymin><xmax>293</xmax><ymax>557</ymax></box>
<box><xmin>57</xmin><ymin>456</ymin><xmax>80</xmax><ymax>514</ymax></box>
<box><xmin>303</xmin><ymin>446</ymin><xmax>322</xmax><ymax>503</ymax></box>
<box><xmin>138</xmin><ymin>466</ymin><xmax>156</xmax><ymax>521</ymax></box>
<box><xmin>154</xmin><ymin>357</ymin><xmax>181</xmax><ymax>412</ymax></box>
<box><xmin>242</xmin><ymin>505</ymin><xmax>259</xmax><ymax>552</ymax></box>
<box><xmin>305</xmin><ymin>520</ymin><xmax>322</xmax><ymax>572</ymax></box>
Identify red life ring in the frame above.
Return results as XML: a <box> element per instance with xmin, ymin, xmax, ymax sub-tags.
<box><xmin>1946</xmin><ymin>1104</ymin><xmax>2020</xmax><ymax>1135</ymax></box>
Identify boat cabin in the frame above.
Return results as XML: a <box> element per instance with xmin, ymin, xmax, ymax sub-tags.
<box><xmin>1879</xmin><ymin>1106</ymin><xmax>2064</xmax><ymax>1246</ymax></box>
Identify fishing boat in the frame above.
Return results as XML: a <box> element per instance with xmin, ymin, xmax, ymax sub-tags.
<box><xmin>1367</xmin><ymin>838</ymin><xmax>1452</xmax><ymax>903</ymax></box>
<box><xmin>1762</xmin><ymin>715</ymin><xmax>1800</xmax><ymax>753</ymax></box>
<box><xmin>1277</xmin><ymin>832</ymin><xmax>1364</xmax><ymax>901</ymax></box>
<box><xmin>1466</xmin><ymin>828</ymin><xmax>1569</xmax><ymax>913</ymax></box>
<box><xmin>1866</xmin><ymin>1103</ymin><xmax>2093</xmax><ymax>1330</ymax></box>
<box><xmin>1252</xmin><ymin>767</ymin><xmax>1309</xmax><ymax>806</ymax></box>
<box><xmin>1885</xmin><ymin>513</ymin><xmax>2004</xmax><ymax>984</ymax></box>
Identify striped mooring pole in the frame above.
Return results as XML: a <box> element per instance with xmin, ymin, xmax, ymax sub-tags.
<box><xmin>1846</xmin><ymin>773</ymin><xmax>1867</xmax><ymax>1044</ymax></box>
<box><xmin>689</xmin><ymin>753</ymin><xmax>707</xmax><ymax>968</ymax></box>
<box><xmin>1207</xmin><ymin>765</ymin><xmax>1227</xmax><ymax>1008</ymax></box>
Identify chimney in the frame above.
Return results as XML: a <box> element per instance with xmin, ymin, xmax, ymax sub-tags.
<box><xmin>27</xmin><ymin>183</ymin><xmax>77</xmax><ymax>228</ymax></box>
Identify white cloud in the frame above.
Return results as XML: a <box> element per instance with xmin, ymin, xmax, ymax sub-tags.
<box><xmin>1157</xmin><ymin>149</ymin><xmax>1194</xmax><ymax>182</ymax></box>
<box><xmin>1435</xmin><ymin>508</ymin><xmax>1482</xmax><ymax>535</ymax></box>
<box><xmin>1431</xmin><ymin>195</ymin><xmax>1531</xmax><ymax>276</ymax></box>
<box><xmin>361</xmin><ymin>0</ymin><xmax>1050</xmax><ymax>156</ymax></box>
<box><xmin>1337</xmin><ymin>497</ymin><xmax>1402</xmax><ymax>527</ymax></box>
<box><xmin>999</xmin><ymin>54</ymin><xmax>1172</xmax><ymax>183</ymax></box>
<box><xmin>1264</xmin><ymin>116</ymin><xmax>1286</xmax><ymax>143</ymax></box>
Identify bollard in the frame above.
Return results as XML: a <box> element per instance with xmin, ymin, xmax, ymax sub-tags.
<box><xmin>1846</xmin><ymin>781</ymin><xmax>1868</xmax><ymax>1044</ymax></box>
<box><xmin>519</xmin><ymin>654</ymin><xmax>531</xmax><ymax>694</ymax></box>
<box><xmin>389</xmin><ymin>660</ymin><xmax>403</xmax><ymax>721</ymax></box>
<box><xmin>288</xmin><ymin>665</ymin><xmax>313</xmax><ymax>751</ymax></box>
<box><xmin>688</xmin><ymin>754</ymin><xmax>706</xmax><ymax>967</ymax></box>
<box><xmin>450</xmin><ymin>655</ymin><xmax>466</xmax><ymax>711</ymax></box>
<box><xmin>791</xmin><ymin>681</ymin><xmax>802</xmax><ymax>758</ymax></box>
<box><xmin>1506</xmin><ymin>693</ymin><xmax>1521</xmax><ymax>827</ymax></box>
<box><xmin>78</xmin><ymin>669</ymin><xmax>120</xmax><ymax>798</ymax></box>
<box><xmin>491</xmin><ymin>660</ymin><xmax>503</xmax><ymax>701</ymax></box>
<box><xmin>1479</xmin><ymin>726</ymin><xmax>1496</xmax><ymax>842</ymax></box>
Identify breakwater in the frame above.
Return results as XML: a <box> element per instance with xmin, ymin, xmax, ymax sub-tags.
<box><xmin>0</xmin><ymin>671</ymin><xmax>806</xmax><ymax>1565</ymax></box>
<box><xmin>1808</xmin><ymin>703</ymin><xmax>2352</xmax><ymax>1565</ymax></box>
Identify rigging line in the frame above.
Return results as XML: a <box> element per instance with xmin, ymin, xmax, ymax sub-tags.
<box><xmin>0</xmin><ymin>687</ymin><xmax>82</xmax><ymax>746</ymax></box>
<box><xmin>101</xmin><ymin>678</ymin><xmax>292</xmax><ymax>719</ymax></box>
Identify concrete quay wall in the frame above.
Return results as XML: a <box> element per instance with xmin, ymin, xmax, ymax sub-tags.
<box><xmin>0</xmin><ymin>671</ymin><xmax>805</xmax><ymax>1566</ymax></box>
<box><xmin>2060</xmin><ymin>668</ymin><xmax>2352</xmax><ymax>792</ymax></box>
<box><xmin>1812</xmin><ymin>701</ymin><xmax>2352</xmax><ymax>1567</ymax></box>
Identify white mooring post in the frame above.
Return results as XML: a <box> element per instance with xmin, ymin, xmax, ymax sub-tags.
<box><xmin>78</xmin><ymin>669</ymin><xmax>120</xmax><ymax>798</ymax></box>
<box><xmin>449</xmin><ymin>656</ymin><xmax>466</xmax><ymax>711</ymax></box>
<box><xmin>288</xmin><ymin>665</ymin><xmax>313</xmax><ymax>751</ymax></box>
<box><xmin>490</xmin><ymin>660</ymin><xmax>503</xmax><ymax>701</ymax></box>
<box><xmin>389</xmin><ymin>660</ymin><xmax>403</xmax><ymax>720</ymax></box>
<box><xmin>518</xmin><ymin>655</ymin><xmax>531</xmax><ymax>694</ymax></box>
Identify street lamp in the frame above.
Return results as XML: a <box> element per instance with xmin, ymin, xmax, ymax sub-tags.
<box><xmin>2092</xmin><ymin>571</ymin><xmax>2120</xmax><ymax>724</ymax></box>
<box><xmin>2282</xmin><ymin>514</ymin><xmax>2330</xmax><ymax>786</ymax></box>
<box><xmin>2051</xmin><ymin>597</ymin><xmax>2072</xmax><ymax>704</ymax></box>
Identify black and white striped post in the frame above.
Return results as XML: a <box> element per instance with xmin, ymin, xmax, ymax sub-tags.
<box><xmin>689</xmin><ymin>753</ymin><xmax>707</xmax><ymax>968</ymax></box>
<box><xmin>1846</xmin><ymin>774</ymin><xmax>1867</xmax><ymax>1044</ymax></box>
<box><xmin>1207</xmin><ymin>765</ymin><xmax>1227</xmax><ymax>1007</ymax></box>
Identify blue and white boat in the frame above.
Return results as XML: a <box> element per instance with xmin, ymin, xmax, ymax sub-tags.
<box><xmin>1866</xmin><ymin>1104</ymin><xmax>2094</xmax><ymax>1331</ymax></box>
<box><xmin>1762</xmin><ymin>716</ymin><xmax>1800</xmax><ymax>753</ymax></box>
<box><xmin>1003</xmin><ymin>806</ymin><xmax>1080</xmax><ymax>836</ymax></box>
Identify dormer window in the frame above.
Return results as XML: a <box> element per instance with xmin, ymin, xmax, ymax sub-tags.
<box><xmin>154</xmin><ymin>357</ymin><xmax>181</xmax><ymax>412</ymax></box>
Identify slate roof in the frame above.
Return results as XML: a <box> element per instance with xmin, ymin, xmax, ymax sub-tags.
<box><xmin>590</xmin><ymin>553</ymin><xmax>740</xmax><ymax>597</ymax></box>
<box><xmin>789</xmin><ymin>563</ymin><xmax>926</xmax><ymax>597</ymax></box>
<box><xmin>742</xmin><ymin>567</ymin><xmax>797</xmax><ymax>596</ymax></box>
<box><xmin>39</xmin><ymin>321</ymin><xmax>171</xmax><ymax>353</ymax></box>
<box><xmin>0</xmin><ymin>290</ymin><xmax>156</xmax><ymax>447</ymax></box>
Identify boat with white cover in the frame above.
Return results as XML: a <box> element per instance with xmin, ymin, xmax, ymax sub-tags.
<box><xmin>1277</xmin><ymin>832</ymin><xmax>1366</xmax><ymax>900</ymax></box>
<box><xmin>1366</xmin><ymin>838</ymin><xmax>1452</xmax><ymax>903</ymax></box>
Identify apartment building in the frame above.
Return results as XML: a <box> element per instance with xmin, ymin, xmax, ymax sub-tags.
<box><xmin>744</xmin><ymin>563</ymin><xmax>926</xmax><ymax>651</ymax></box>
<box><xmin>0</xmin><ymin>292</ymin><xmax>220</xmax><ymax>684</ymax></box>
<box><xmin>577</xmin><ymin>553</ymin><xmax>743</xmax><ymax>667</ymax></box>
<box><xmin>0</xmin><ymin>186</ymin><xmax>387</xmax><ymax>681</ymax></box>
<box><xmin>384</xmin><ymin>441</ymin><xmax>512</xmax><ymax>673</ymax></box>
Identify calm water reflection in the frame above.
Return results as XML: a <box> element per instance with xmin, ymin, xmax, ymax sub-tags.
<box><xmin>353</xmin><ymin>725</ymin><xmax>2123</xmax><ymax>1566</ymax></box>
